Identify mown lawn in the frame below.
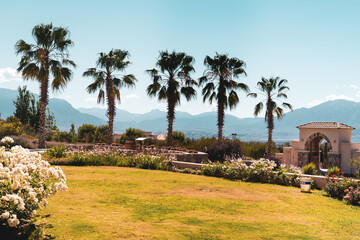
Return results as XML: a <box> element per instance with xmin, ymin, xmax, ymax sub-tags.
<box><xmin>39</xmin><ymin>166</ymin><xmax>360</xmax><ymax>240</ymax></box>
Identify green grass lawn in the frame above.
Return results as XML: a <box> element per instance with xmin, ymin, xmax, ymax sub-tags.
<box><xmin>39</xmin><ymin>166</ymin><xmax>360</xmax><ymax>240</ymax></box>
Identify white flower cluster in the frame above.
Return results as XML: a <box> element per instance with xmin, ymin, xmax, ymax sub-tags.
<box><xmin>0</xmin><ymin>144</ymin><xmax>67</xmax><ymax>228</ymax></box>
<box><xmin>1</xmin><ymin>136</ymin><xmax>14</xmax><ymax>145</ymax></box>
<box><xmin>249</xmin><ymin>158</ymin><xmax>277</xmax><ymax>172</ymax></box>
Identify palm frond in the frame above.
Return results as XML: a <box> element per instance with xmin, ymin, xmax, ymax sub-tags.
<box><xmin>254</xmin><ymin>102</ymin><xmax>264</xmax><ymax>117</ymax></box>
<box><xmin>282</xmin><ymin>102</ymin><xmax>293</xmax><ymax>111</ymax></box>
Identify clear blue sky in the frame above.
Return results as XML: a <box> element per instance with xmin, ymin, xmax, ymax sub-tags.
<box><xmin>0</xmin><ymin>0</ymin><xmax>359</xmax><ymax>118</ymax></box>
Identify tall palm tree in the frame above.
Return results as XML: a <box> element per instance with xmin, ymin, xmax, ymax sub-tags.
<box><xmin>84</xmin><ymin>49</ymin><xmax>136</xmax><ymax>145</ymax></box>
<box><xmin>199</xmin><ymin>53</ymin><xmax>248</xmax><ymax>143</ymax></box>
<box><xmin>248</xmin><ymin>77</ymin><xmax>293</xmax><ymax>156</ymax></box>
<box><xmin>147</xmin><ymin>51</ymin><xmax>197</xmax><ymax>146</ymax></box>
<box><xmin>15</xmin><ymin>23</ymin><xmax>76</xmax><ymax>148</ymax></box>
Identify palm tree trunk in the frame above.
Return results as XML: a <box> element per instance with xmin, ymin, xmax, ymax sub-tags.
<box><xmin>217</xmin><ymin>80</ymin><xmax>225</xmax><ymax>143</ymax></box>
<box><xmin>217</xmin><ymin>102</ymin><xmax>224</xmax><ymax>143</ymax></box>
<box><xmin>38</xmin><ymin>80</ymin><xmax>48</xmax><ymax>148</ymax></box>
<box><xmin>266</xmin><ymin>100</ymin><xmax>274</xmax><ymax>157</ymax></box>
<box><xmin>167</xmin><ymin>100</ymin><xmax>175</xmax><ymax>146</ymax></box>
<box><xmin>107</xmin><ymin>98</ymin><xmax>115</xmax><ymax>145</ymax></box>
<box><xmin>106</xmin><ymin>81</ymin><xmax>115</xmax><ymax>145</ymax></box>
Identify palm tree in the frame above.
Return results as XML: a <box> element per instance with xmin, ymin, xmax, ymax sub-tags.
<box><xmin>84</xmin><ymin>49</ymin><xmax>136</xmax><ymax>145</ymax></box>
<box><xmin>199</xmin><ymin>53</ymin><xmax>248</xmax><ymax>143</ymax></box>
<box><xmin>248</xmin><ymin>77</ymin><xmax>293</xmax><ymax>156</ymax></box>
<box><xmin>147</xmin><ymin>51</ymin><xmax>197</xmax><ymax>146</ymax></box>
<box><xmin>15</xmin><ymin>23</ymin><xmax>76</xmax><ymax>148</ymax></box>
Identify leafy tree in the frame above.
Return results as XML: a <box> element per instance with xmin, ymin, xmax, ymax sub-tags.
<box><xmin>70</xmin><ymin>123</ymin><xmax>76</xmax><ymax>142</ymax></box>
<box><xmin>84</xmin><ymin>49</ymin><xmax>136</xmax><ymax>145</ymax></box>
<box><xmin>147</xmin><ymin>51</ymin><xmax>197</xmax><ymax>146</ymax></box>
<box><xmin>28</xmin><ymin>95</ymin><xmax>40</xmax><ymax>130</ymax></box>
<box><xmin>13</xmin><ymin>86</ymin><xmax>40</xmax><ymax>131</ymax></box>
<box><xmin>45</xmin><ymin>109</ymin><xmax>59</xmax><ymax>141</ymax></box>
<box><xmin>13</xmin><ymin>86</ymin><xmax>32</xmax><ymax>124</ymax></box>
<box><xmin>78</xmin><ymin>124</ymin><xmax>97</xmax><ymax>143</ymax></box>
<box><xmin>15</xmin><ymin>23</ymin><xmax>76</xmax><ymax>148</ymax></box>
<box><xmin>199</xmin><ymin>53</ymin><xmax>248</xmax><ymax>143</ymax></box>
<box><xmin>172</xmin><ymin>131</ymin><xmax>188</xmax><ymax>146</ymax></box>
<box><xmin>94</xmin><ymin>125</ymin><xmax>109</xmax><ymax>143</ymax></box>
<box><xmin>119</xmin><ymin>128</ymin><xmax>144</xmax><ymax>144</ymax></box>
<box><xmin>248</xmin><ymin>77</ymin><xmax>292</xmax><ymax>156</ymax></box>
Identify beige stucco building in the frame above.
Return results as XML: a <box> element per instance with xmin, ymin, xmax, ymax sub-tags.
<box><xmin>277</xmin><ymin>122</ymin><xmax>360</xmax><ymax>174</ymax></box>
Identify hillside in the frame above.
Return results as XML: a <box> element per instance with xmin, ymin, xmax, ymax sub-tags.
<box><xmin>0</xmin><ymin>88</ymin><xmax>106</xmax><ymax>130</ymax></box>
<box><xmin>2</xmin><ymin>88</ymin><xmax>360</xmax><ymax>142</ymax></box>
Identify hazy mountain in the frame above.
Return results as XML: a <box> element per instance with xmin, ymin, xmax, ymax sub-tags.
<box><xmin>0</xmin><ymin>88</ymin><xmax>106</xmax><ymax>130</ymax></box>
<box><xmin>78</xmin><ymin>107</ymin><xmax>192</xmax><ymax>123</ymax></box>
<box><xmin>2</xmin><ymin>87</ymin><xmax>360</xmax><ymax>142</ymax></box>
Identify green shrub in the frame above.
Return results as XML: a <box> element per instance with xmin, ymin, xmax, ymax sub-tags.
<box><xmin>302</xmin><ymin>163</ymin><xmax>316</xmax><ymax>175</ymax></box>
<box><xmin>56</xmin><ymin>153</ymin><xmax>173</xmax><ymax>171</ymax></box>
<box><xmin>202</xmin><ymin>162</ymin><xmax>227</xmax><ymax>178</ymax></box>
<box><xmin>241</xmin><ymin>141</ymin><xmax>267</xmax><ymax>160</ymax></box>
<box><xmin>46</xmin><ymin>145</ymin><xmax>66</xmax><ymax>158</ymax></box>
<box><xmin>206</xmin><ymin>140</ymin><xmax>243</xmax><ymax>163</ymax></box>
<box><xmin>350</xmin><ymin>157</ymin><xmax>360</xmax><ymax>178</ymax></box>
<box><xmin>185</xmin><ymin>137</ymin><xmax>217</xmax><ymax>152</ymax></box>
<box><xmin>135</xmin><ymin>155</ymin><xmax>173</xmax><ymax>170</ymax></box>
<box><xmin>55</xmin><ymin>131</ymin><xmax>74</xmax><ymax>143</ymax></box>
<box><xmin>67</xmin><ymin>153</ymin><xmax>118</xmax><ymax>166</ymax></box>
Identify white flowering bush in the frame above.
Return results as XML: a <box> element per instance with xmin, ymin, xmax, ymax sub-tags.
<box><xmin>202</xmin><ymin>159</ymin><xmax>301</xmax><ymax>186</ymax></box>
<box><xmin>0</xmin><ymin>143</ymin><xmax>67</xmax><ymax>230</ymax></box>
<box><xmin>1</xmin><ymin>136</ymin><xmax>15</xmax><ymax>149</ymax></box>
<box><xmin>1</xmin><ymin>137</ymin><xmax>14</xmax><ymax>145</ymax></box>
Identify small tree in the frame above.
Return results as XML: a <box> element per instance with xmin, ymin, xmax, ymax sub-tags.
<box><xmin>70</xmin><ymin>123</ymin><xmax>76</xmax><ymax>142</ymax></box>
<box><xmin>119</xmin><ymin>128</ymin><xmax>145</xmax><ymax>144</ymax></box>
<box><xmin>94</xmin><ymin>125</ymin><xmax>109</xmax><ymax>143</ymax></box>
<box><xmin>78</xmin><ymin>124</ymin><xmax>97</xmax><ymax>143</ymax></box>
<box><xmin>45</xmin><ymin>109</ymin><xmax>58</xmax><ymax>141</ymax></box>
<box><xmin>13</xmin><ymin>86</ymin><xmax>32</xmax><ymax>125</ymax></box>
<box><xmin>350</xmin><ymin>157</ymin><xmax>360</xmax><ymax>178</ymax></box>
<box><xmin>172</xmin><ymin>131</ymin><xmax>188</xmax><ymax>146</ymax></box>
<box><xmin>13</xmin><ymin>86</ymin><xmax>39</xmax><ymax>131</ymax></box>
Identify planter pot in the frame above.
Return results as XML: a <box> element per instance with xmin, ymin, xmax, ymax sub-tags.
<box><xmin>300</xmin><ymin>177</ymin><xmax>313</xmax><ymax>192</ymax></box>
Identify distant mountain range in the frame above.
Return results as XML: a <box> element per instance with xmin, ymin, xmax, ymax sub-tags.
<box><xmin>1</xmin><ymin>88</ymin><xmax>360</xmax><ymax>142</ymax></box>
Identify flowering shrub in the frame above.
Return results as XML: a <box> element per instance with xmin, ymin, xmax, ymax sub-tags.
<box><xmin>0</xmin><ymin>142</ymin><xmax>67</xmax><ymax>232</ymax></box>
<box><xmin>343</xmin><ymin>186</ymin><xmax>360</xmax><ymax>205</ymax></box>
<box><xmin>324</xmin><ymin>178</ymin><xmax>359</xmax><ymax>200</ymax></box>
<box><xmin>202</xmin><ymin>159</ymin><xmax>300</xmax><ymax>186</ymax></box>
<box><xmin>247</xmin><ymin>159</ymin><xmax>277</xmax><ymax>182</ymax></box>
<box><xmin>1</xmin><ymin>136</ymin><xmax>15</xmax><ymax>148</ymax></box>
<box><xmin>49</xmin><ymin>149</ymin><xmax>174</xmax><ymax>171</ymax></box>
<box><xmin>327</xmin><ymin>167</ymin><xmax>343</xmax><ymax>177</ymax></box>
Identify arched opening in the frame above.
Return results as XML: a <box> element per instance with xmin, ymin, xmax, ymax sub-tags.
<box><xmin>320</xmin><ymin>139</ymin><xmax>330</xmax><ymax>168</ymax></box>
<box><xmin>305</xmin><ymin>132</ymin><xmax>332</xmax><ymax>169</ymax></box>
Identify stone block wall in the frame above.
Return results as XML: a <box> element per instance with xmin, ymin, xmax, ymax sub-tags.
<box><xmin>298</xmin><ymin>152</ymin><xmax>309</xmax><ymax>167</ymax></box>
<box><xmin>328</xmin><ymin>153</ymin><xmax>341</xmax><ymax>168</ymax></box>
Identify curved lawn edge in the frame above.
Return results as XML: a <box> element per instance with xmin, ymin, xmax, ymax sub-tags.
<box><xmin>38</xmin><ymin>166</ymin><xmax>360</xmax><ymax>240</ymax></box>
